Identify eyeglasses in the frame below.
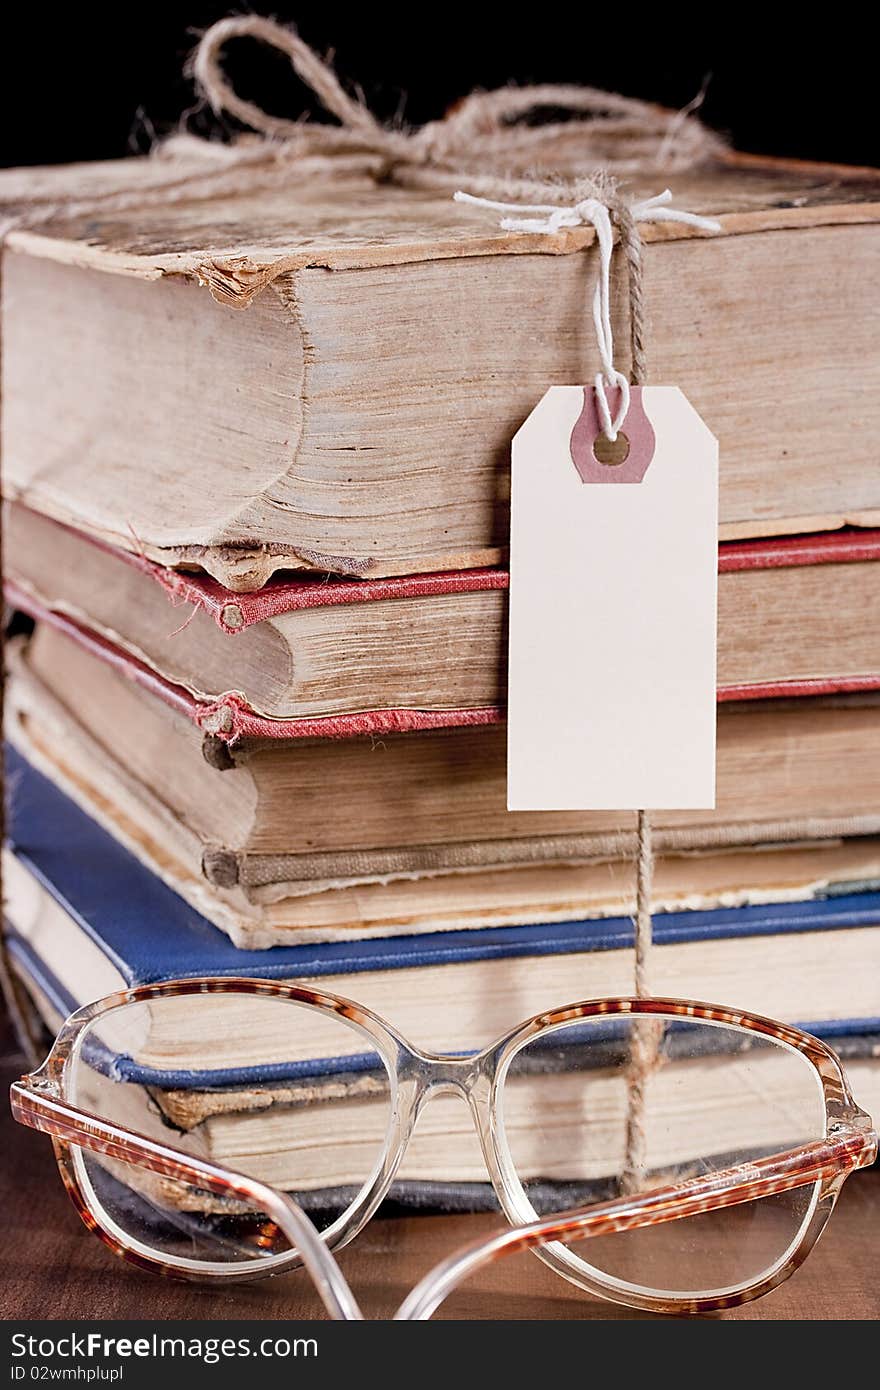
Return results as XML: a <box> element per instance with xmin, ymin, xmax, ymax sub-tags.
<box><xmin>10</xmin><ymin>980</ymin><xmax>877</xmax><ymax>1317</ymax></box>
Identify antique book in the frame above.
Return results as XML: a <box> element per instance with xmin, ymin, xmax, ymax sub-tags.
<box><xmin>2</xmin><ymin>155</ymin><xmax>879</xmax><ymax>590</ymax></box>
<box><xmin>6</xmin><ymin>755</ymin><xmax>880</xmax><ymax>1202</ymax></box>
<box><xmin>9</xmin><ymin>641</ymin><xmax>880</xmax><ymax>946</ymax></box>
<box><xmin>7</xmin><ymin>506</ymin><xmax>880</xmax><ymax>726</ymax></box>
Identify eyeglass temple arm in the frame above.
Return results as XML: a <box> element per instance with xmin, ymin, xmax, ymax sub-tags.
<box><xmin>10</xmin><ymin>1080</ymin><xmax>364</xmax><ymax>1321</ymax></box>
<box><xmin>395</xmin><ymin>1126</ymin><xmax>878</xmax><ymax>1321</ymax></box>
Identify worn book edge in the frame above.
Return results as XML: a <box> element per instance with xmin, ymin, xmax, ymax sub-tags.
<box><xmin>10</xmin><ymin>504</ymin><xmax>880</xmax><ymax>634</ymax></box>
<box><xmin>7</xmin><ymin>739</ymin><xmax>880</xmax><ymax>958</ymax></box>
<box><xmin>9</xmin><ymin>582</ymin><xmax>880</xmax><ymax>742</ymax></box>
<box><xmin>9</xmin><ymin>654</ymin><xmax>880</xmax><ymax>950</ymax></box>
<box><xmin>12</xmin><ymin>633</ymin><xmax>880</xmax><ymax>890</ymax></box>
<box><xmin>4</xmin><ymin>152</ymin><xmax>880</xmax><ymax>308</ymax></box>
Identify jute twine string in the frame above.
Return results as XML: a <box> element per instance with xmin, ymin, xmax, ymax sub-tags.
<box><xmin>0</xmin><ymin>14</ymin><xmax>725</xmax><ymax>237</ymax></box>
<box><xmin>1</xmin><ymin>18</ymin><xmax>719</xmax><ymax>1154</ymax></box>
<box><xmin>616</xmin><ymin>204</ymin><xmax>649</xmax><ymax>387</ymax></box>
<box><xmin>620</xmin><ymin>218</ymin><xmax>661</xmax><ymax>1193</ymax></box>
<box><xmin>591</xmin><ymin>192</ymin><xmax>661</xmax><ymax>1189</ymax></box>
<box><xmin>189</xmin><ymin>14</ymin><xmax>725</xmax><ymax>192</ymax></box>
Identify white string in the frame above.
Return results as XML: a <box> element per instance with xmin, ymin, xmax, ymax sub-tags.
<box><xmin>454</xmin><ymin>188</ymin><xmax>721</xmax><ymax>440</ymax></box>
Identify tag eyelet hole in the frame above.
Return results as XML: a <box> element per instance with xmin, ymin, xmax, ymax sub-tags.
<box><xmin>593</xmin><ymin>432</ymin><xmax>630</xmax><ymax>467</ymax></box>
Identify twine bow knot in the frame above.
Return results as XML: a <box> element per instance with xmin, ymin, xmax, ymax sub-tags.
<box><xmin>189</xmin><ymin>15</ymin><xmax>727</xmax><ymax>200</ymax></box>
<box><xmin>190</xmin><ymin>17</ymin><xmax>724</xmax><ymax>439</ymax></box>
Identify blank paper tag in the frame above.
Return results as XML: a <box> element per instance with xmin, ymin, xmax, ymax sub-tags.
<box><xmin>507</xmin><ymin>385</ymin><xmax>718</xmax><ymax>811</ymax></box>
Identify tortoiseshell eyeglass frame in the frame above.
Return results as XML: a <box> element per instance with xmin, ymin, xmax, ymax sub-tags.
<box><xmin>10</xmin><ymin>979</ymin><xmax>878</xmax><ymax>1318</ymax></box>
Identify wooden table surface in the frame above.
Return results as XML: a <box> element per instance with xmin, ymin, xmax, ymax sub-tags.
<box><xmin>2</xmin><ymin>1022</ymin><xmax>877</xmax><ymax>1322</ymax></box>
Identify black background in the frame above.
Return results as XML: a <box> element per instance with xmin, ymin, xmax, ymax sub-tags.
<box><xmin>0</xmin><ymin>5</ymin><xmax>877</xmax><ymax>170</ymax></box>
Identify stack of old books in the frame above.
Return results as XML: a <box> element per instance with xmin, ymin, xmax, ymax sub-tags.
<box><xmin>2</xmin><ymin>148</ymin><xmax>880</xmax><ymax>1203</ymax></box>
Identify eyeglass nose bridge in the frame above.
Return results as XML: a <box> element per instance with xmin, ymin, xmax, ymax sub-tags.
<box><xmin>393</xmin><ymin>1048</ymin><xmax>502</xmax><ymax>1205</ymax></box>
<box><xmin>399</xmin><ymin>1045</ymin><xmax>481</xmax><ymax>1095</ymax></box>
